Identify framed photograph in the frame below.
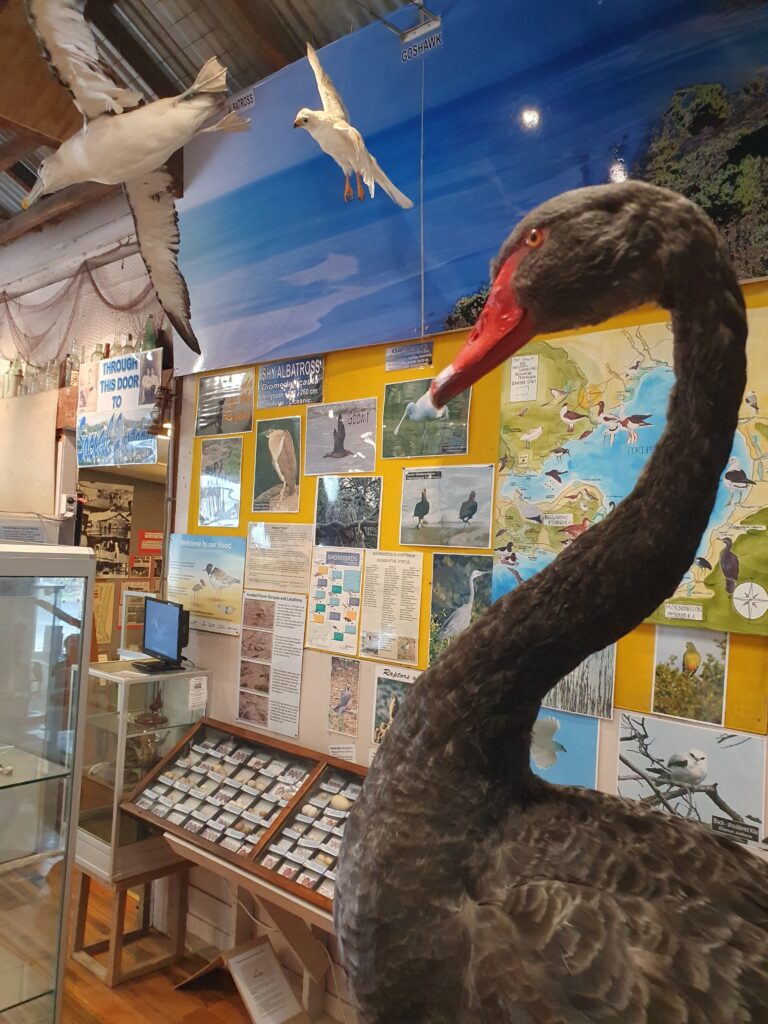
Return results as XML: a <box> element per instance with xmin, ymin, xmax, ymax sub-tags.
<box><xmin>315</xmin><ymin>475</ymin><xmax>381</xmax><ymax>548</ymax></box>
<box><xmin>305</xmin><ymin>399</ymin><xmax>377</xmax><ymax>475</ymax></box>
<box><xmin>400</xmin><ymin>465</ymin><xmax>494</xmax><ymax>548</ymax></box>
<box><xmin>382</xmin><ymin>378</ymin><xmax>470</xmax><ymax>458</ymax></box>
<box><xmin>253</xmin><ymin>416</ymin><xmax>301</xmax><ymax>513</ymax></box>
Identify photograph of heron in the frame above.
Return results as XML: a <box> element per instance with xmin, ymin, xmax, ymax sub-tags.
<box><xmin>400</xmin><ymin>465</ymin><xmax>494</xmax><ymax>548</ymax></box>
<box><xmin>315</xmin><ymin>475</ymin><xmax>382</xmax><ymax>548</ymax></box>
<box><xmin>195</xmin><ymin>370</ymin><xmax>254</xmax><ymax>436</ymax></box>
<box><xmin>652</xmin><ymin>626</ymin><xmax>729</xmax><ymax>725</ymax></box>
<box><xmin>253</xmin><ymin>416</ymin><xmax>301</xmax><ymax>513</ymax></box>
<box><xmin>371</xmin><ymin>667</ymin><xmax>419</xmax><ymax>745</ymax></box>
<box><xmin>198</xmin><ymin>436</ymin><xmax>242</xmax><ymax>528</ymax></box>
<box><xmin>327</xmin><ymin>656</ymin><xmax>360</xmax><ymax>738</ymax></box>
<box><xmin>305</xmin><ymin>399</ymin><xmax>377</xmax><ymax>475</ymax></box>
<box><xmin>382</xmin><ymin>378</ymin><xmax>471</xmax><ymax>458</ymax></box>
<box><xmin>542</xmin><ymin>643</ymin><xmax>616</xmax><ymax>720</ymax></box>
<box><xmin>530</xmin><ymin>709</ymin><xmax>599</xmax><ymax>788</ymax></box>
<box><xmin>429</xmin><ymin>553</ymin><xmax>493</xmax><ymax>664</ymax></box>
<box><xmin>618</xmin><ymin>713</ymin><xmax>765</xmax><ymax>848</ymax></box>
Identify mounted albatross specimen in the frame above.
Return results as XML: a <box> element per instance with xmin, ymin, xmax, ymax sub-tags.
<box><xmin>335</xmin><ymin>182</ymin><xmax>768</xmax><ymax>1022</ymax></box>
<box><xmin>22</xmin><ymin>0</ymin><xmax>250</xmax><ymax>355</ymax></box>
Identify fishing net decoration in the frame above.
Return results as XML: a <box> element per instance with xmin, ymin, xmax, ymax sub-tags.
<box><xmin>0</xmin><ymin>252</ymin><xmax>167</xmax><ymax>367</ymax></box>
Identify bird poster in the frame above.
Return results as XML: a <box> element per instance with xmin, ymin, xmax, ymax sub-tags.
<box><xmin>494</xmin><ymin>309</ymin><xmax>768</xmax><ymax>636</ymax></box>
<box><xmin>167</xmin><ymin>533</ymin><xmax>246</xmax><ymax>636</ymax></box>
<box><xmin>618</xmin><ymin>712</ymin><xmax>767</xmax><ymax>850</ymax></box>
<box><xmin>360</xmin><ymin>551</ymin><xmax>423</xmax><ymax>665</ymax></box>
<box><xmin>238</xmin><ymin>590</ymin><xmax>307</xmax><ymax>738</ymax></box>
<box><xmin>315</xmin><ymin>475</ymin><xmax>382</xmax><ymax>549</ymax></box>
<box><xmin>306</xmin><ymin>547</ymin><xmax>363</xmax><ymax>655</ymax></box>
<box><xmin>651</xmin><ymin>626</ymin><xmax>729</xmax><ymax>726</ymax></box>
<box><xmin>245</xmin><ymin>522</ymin><xmax>313</xmax><ymax>594</ymax></box>
<box><xmin>400</xmin><ymin>465</ymin><xmax>495</xmax><ymax>549</ymax></box>
<box><xmin>253</xmin><ymin>417</ymin><xmax>301</xmax><ymax>513</ymax></box>
<box><xmin>195</xmin><ymin>370</ymin><xmax>255</xmax><ymax>436</ymax></box>
<box><xmin>371</xmin><ymin>665</ymin><xmax>420</xmax><ymax>746</ymax></box>
<box><xmin>198</xmin><ymin>437</ymin><xmax>242</xmax><ymax>528</ymax></box>
<box><xmin>530</xmin><ymin>709</ymin><xmax>599</xmax><ymax>789</ymax></box>
<box><xmin>304</xmin><ymin>399</ymin><xmax>377</xmax><ymax>475</ymax></box>
<box><xmin>542</xmin><ymin>644</ymin><xmax>616</xmax><ymax>720</ymax></box>
<box><xmin>327</xmin><ymin>656</ymin><xmax>360</xmax><ymax>738</ymax></box>
<box><xmin>381</xmin><ymin>379</ymin><xmax>471</xmax><ymax>459</ymax></box>
<box><xmin>429</xmin><ymin>554</ymin><xmax>493</xmax><ymax>665</ymax></box>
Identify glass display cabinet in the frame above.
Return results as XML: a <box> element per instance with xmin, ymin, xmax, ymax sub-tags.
<box><xmin>121</xmin><ymin>718</ymin><xmax>366</xmax><ymax>912</ymax></box>
<box><xmin>78</xmin><ymin>663</ymin><xmax>208</xmax><ymax>883</ymax></box>
<box><xmin>0</xmin><ymin>544</ymin><xmax>95</xmax><ymax>1024</ymax></box>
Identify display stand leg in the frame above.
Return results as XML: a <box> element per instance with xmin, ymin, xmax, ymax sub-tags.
<box><xmin>105</xmin><ymin>888</ymin><xmax>128</xmax><ymax>987</ymax></box>
<box><xmin>71</xmin><ymin>871</ymin><xmax>91</xmax><ymax>954</ymax></box>
<box><xmin>302</xmin><ymin>969</ymin><xmax>326</xmax><ymax>1022</ymax></box>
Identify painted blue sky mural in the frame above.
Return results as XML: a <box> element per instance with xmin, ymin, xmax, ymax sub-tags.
<box><xmin>176</xmin><ymin>0</ymin><xmax>768</xmax><ymax>373</ymax></box>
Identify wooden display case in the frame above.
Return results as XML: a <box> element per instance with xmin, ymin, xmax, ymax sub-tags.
<box><xmin>121</xmin><ymin>718</ymin><xmax>366</xmax><ymax>912</ymax></box>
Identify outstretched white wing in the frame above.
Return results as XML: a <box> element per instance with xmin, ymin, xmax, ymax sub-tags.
<box><xmin>530</xmin><ymin>716</ymin><xmax>561</xmax><ymax>769</ymax></box>
<box><xmin>25</xmin><ymin>0</ymin><xmax>143</xmax><ymax>119</ymax></box>
<box><xmin>124</xmin><ymin>168</ymin><xmax>201</xmax><ymax>355</ymax></box>
<box><xmin>307</xmin><ymin>42</ymin><xmax>349</xmax><ymax>121</ymax></box>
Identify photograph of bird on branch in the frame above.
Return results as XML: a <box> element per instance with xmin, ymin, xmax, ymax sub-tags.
<box><xmin>618</xmin><ymin>713</ymin><xmax>766</xmax><ymax>849</ymax></box>
<box><xmin>198</xmin><ymin>437</ymin><xmax>242</xmax><ymax>528</ymax></box>
<box><xmin>429</xmin><ymin>554</ymin><xmax>492</xmax><ymax>664</ymax></box>
<box><xmin>652</xmin><ymin>626</ymin><xmax>729</xmax><ymax>725</ymax></box>
<box><xmin>400</xmin><ymin>465</ymin><xmax>494</xmax><ymax>548</ymax></box>
<box><xmin>327</xmin><ymin>656</ymin><xmax>360</xmax><ymax>738</ymax></box>
<box><xmin>382</xmin><ymin>379</ymin><xmax>471</xmax><ymax>459</ymax></box>
<box><xmin>253</xmin><ymin>417</ymin><xmax>301</xmax><ymax>513</ymax></box>
<box><xmin>371</xmin><ymin>667</ymin><xmax>418</xmax><ymax>746</ymax></box>
<box><xmin>315</xmin><ymin>476</ymin><xmax>382</xmax><ymax>549</ymax></box>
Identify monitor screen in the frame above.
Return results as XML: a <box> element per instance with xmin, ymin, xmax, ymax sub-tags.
<box><xmin>143</xmin><ymin>597</ymin><xmax>183</xmax><ymax>664</ymax></box>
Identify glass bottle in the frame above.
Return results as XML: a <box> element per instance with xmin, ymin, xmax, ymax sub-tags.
<box><xmin>124</xmin><ymin>332</ymin><xmax>135</xmax><ymax>355</ymax></box>
<box><xmin>91</xmin><ymin>342</ymin><xmax>105</xmax><ymax>363</ymax></box>
<box><xmin>70</xmin><ymin>348</ymin><xmax>80</xmax><ymax>387</ymax></box>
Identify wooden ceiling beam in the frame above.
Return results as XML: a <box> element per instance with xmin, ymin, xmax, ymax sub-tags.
<box><xmin>0</xmin><ymin>135</ymin><xmax>39</xmax><ymax>174</ymax></box>
<box><xmin>0</xmin><ymin>181</ymin><xmax>118</xmax><ymax>246</ymax></box>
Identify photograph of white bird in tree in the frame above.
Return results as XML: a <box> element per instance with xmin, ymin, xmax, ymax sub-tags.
<box><xmin>382</xmin><ymin>379</ymin><xmax>471</xmax><ymax>459</ymax></box>
<box><xmin>652</xmin><ymin>626</ymin><xmax>729</xmax><ymax>725</ymax></box>
<box><xmin>253</xmin><ymin>417</ymin><xmax>301</xmax><ymax>513</ymax></box>
<box><xmin>198</xmin><ymin>436</ymin><xmax>242</xmax><ymax>528</ymax></box>
<box><xmin>429</xmin><ymin>554</ymin><xmax>492</xmax><ymax>664</ymax></box>
<box><xmin>327</xmin><ymin>656</ymin><xmax>360</xmax><ymax>738</ymax></box>
<box><xmin>371</xmin><ymin>666</ymin><xmax>419</xmax><ymax>746</ymax></box>
<box><xmin>305</xmin><ymin>399</ymin><xmax>377</xmax><ymax>475</ymax></box>
<box><xmin>618</xmin><ymin>713</ymin><xmax>766</xmax><ymax>849</ymax></box>
<box><xmin>400</xmin><ymin>465</ymin><xmax>494</xmax><ymax>548</ymax></box>
<box><xmin>315</xmin><ymin>475</ymin><xmax>381</xmax><ymax>549</ymax></box>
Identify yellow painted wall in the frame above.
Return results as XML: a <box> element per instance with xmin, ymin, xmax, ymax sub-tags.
<box><xmin>187</xmin><ymin>281</ymin><xmax>768</xmax><ymax>735</ymax></box>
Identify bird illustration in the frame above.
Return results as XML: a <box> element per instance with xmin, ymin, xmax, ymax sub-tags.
<box><xmin>723</xmin><ymin>456</ymin><xmax>755</xmax><ymax>505</ymax></box>
<box><xmin>619</xmin><ymin>413</ymin><xmax>653</xmax><ymax>444</ymax></box>
<box><xmin>22</xmin><ymin>2</ymin><xmax>250</xmax><ymax>354</ymax></box>
<box><xmin>204</xmin><ymin>563</ymin><xmax>241</xmax><ymax>594</ymax></box>
<box><xmin>436</xmin><ymin>570</ymin><xmax>488</xmax><ymax>642</ymax></box>
<box><xmin>545</xmin><ymin>469</ymin><xmax>567</xmax><ymax>484</ymax></box>
<box><xmin>559</xmin><ymin>405</ymin><xmax>587</xmax><ymax>433</ymax></box>
<box><xmin>520</xmin><ymin>425</ymin><xmax>543</xmax><ymax>447</ymax></box>
<box><xmin>558</xmin><ymin>516</ymin><xmax>590</xmax><ymax>544</ymax></box>
<box><xmin>595</xmin><ymin>400</ymin><xmax>620</xmax><ymax>427</ymax></box>
<box><xmin>693</xmin><ymin>555</ymin><xmax>712</xmax><ymax>579</ymax></box>
<box><xmin>332</xmin><ymin>687</ymin><xmax>353</xmax><ymax>715</ymax></box>
<box><xmin>324</xmin><ymin>412</ymin><xmax>352</xmax><ymax>459</ymax></box>
<box><xmin>530</xmin><ymin>715</ymin><xmax>567</xmax><ymax>770</ymax></box>
<box><xmin>546</xmin><ymin>387</ymin><xmax>567</xmax><ymax>404</ymax></box>
<box><xmin>494</xmin><ymin>542</ymin><xmax>516</xmax><ymax>557</ymax></box>
<box><xmin>517</xmin><ymin>407</ymin><xmax>529</xmax><ymax>417</ymax></box>
<box><xmin>549</xmin><ymin>446</ymin><xmax>570</xmax><ymax>460</ymax></box>
<box><xmin>746</xmin><ymin>391</ymin><xmax>759</xmax><ymax>415</ymax></box>
<box><xmin>191</xmin><ymin>578</ymin><xmax>207</xmax><ymax>606</ymax></box>
<box><xmin>512</xmin><ymin>489</ymin><xmax>542</xmax><ymax>524</ymax></box>
<box><xmin>264</xmin><ymin>428</ymin><xmax>298</xmax><ymax>501</ymax></box>
<box><xmin>335</xmin><ymin>183</ymin><xmax>768</xmax><ymax>1024</ymax></box>
<box><xmin>459</xmin><ymin>491</ymin><xmax>478</xmax><ymax>525</ymax></box>
<box><xmin>719</xmin><ymin>537</ymin><xmax>740</xmax><ymax>595</ymax></box>
<box><xmin>578</xmin><ymin>429</ymin><xmax>593</xmax><ymax>441</ymax></box>
<box><xmin>498</xmin><ymin>454</ymin><xmax>509</xmax><ymax>473</ymax></box>
<box><xmin>412</xmin><ymin>489</ymin><xmax>430</xmax><ymax>529</ymax></box>
<box><xmin>682</xmin><ymin>641</ymin><xmax>701</xmax><ymax>677</ymax></box>
<box><xmin>294</xmin><ymin>43</ymin><xmax>413</xmax><ymax>208</ymax></box>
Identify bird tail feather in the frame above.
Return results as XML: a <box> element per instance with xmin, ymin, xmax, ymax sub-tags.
<box><xmin>200</xmin><ymin>111</ymin><xmax>251</xmax><ymax>134</ymax></box>
<box><xmin>368</xmin><ymin>155</ymin><xmax>414</xmax><ymax>209</ymax></box>
<box><xmin>190</xmin><ymin>57</ymin><xmax>228</xmax><ymax>95</ymax></box>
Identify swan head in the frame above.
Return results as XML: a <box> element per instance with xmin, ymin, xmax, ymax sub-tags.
<box><xmin>430</xmin><ymin>181</ymin><xmax>717</xmax><ymax>408</ymax></box>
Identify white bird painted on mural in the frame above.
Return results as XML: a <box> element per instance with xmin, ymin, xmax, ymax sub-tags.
<box><xmin>294</xmin><ymin>43</ymin><xmax>413</xmax><ymax>208</ymax></box>
<box><xmin>22</xmin><ymin>0</ymin><xmax>250</xmax><ymax>354</ymax></box>
<box><xmin>264</xmin><ymin>428</ymin><xmax>298</xmax><ymax>502</ymax></box>
<box><xmin>530</xmin><ymin>716</ymin><xmax>566</xmax><ymax>770</ymax></box>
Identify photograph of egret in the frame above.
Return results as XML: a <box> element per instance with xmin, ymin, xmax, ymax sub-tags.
<box><xmin>382</xmin><ymin>378</ymin><xmax>471</xmax><ymax>458</ymax></box>
<box><xmin>542</xmin><ymin>643</ymin><xmax>616</xmax><ymax>720</ymax></box>
<box><xmin>429</xmin><ymin>553</ymin><xmax>492</xmax><ymax>664</ymax></box>
<box><xmin>652</xmin><ymin>626</ymin><xmax>729</xmax><ymax>725</ymax></box>
<box><xmin>618</xmin><ymin>713</ymin><xmax>765</xmax><ymax>848</ymax></box>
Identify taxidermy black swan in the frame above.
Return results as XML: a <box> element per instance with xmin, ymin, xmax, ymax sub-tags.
<box><xmin>334</xmin><ymin>181</ymin><xmax>768</xmax><ymax>1023</ymax></box>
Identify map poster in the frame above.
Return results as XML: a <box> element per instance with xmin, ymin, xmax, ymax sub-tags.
<box><xmin>493</xmin><ymin>309</ymin><xmax>768</xmax><ymax>635</ymax></box>
<box><xmin>76</xmin><ymin>349</ymin><xmax>161</xmax><ymax>467</ymax></box>
<box><xmin>167</xmin><ymin>533</ymin><xmax>246</xmax><ymax>636</ymax></box>
<box><xmin>305</xmin><ymin>547</ymin><xmax>363</xmax><ymax>655</ymax></box>
<box><xmin>360</xmin><ymin>550</ymin><xmax>422</xmax><ymax>665</ymax></box>
<box><xmin>238</xmin><ymin>590</ymin><xmax>307</xmax><ymax>738</ymax></box>
<box><xmin>195</xmin><ymin>369</ymin><xmax>254</xmax><ymax>436</ymax></box>
<box><xmin>257</xmin><ymin>356</ymin><xmax>324</xmax><ymax>409</ymax></box>
<box><xmin>245</xmin><ymin>522</ymin><xmax>313</xmax><ymax>593</ymax></box>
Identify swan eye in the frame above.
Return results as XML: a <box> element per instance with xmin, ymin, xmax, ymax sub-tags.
<box><xmin>525</xmin><ymin>228</ymin><xmax>544</xmax><ymax>249</ymax></box>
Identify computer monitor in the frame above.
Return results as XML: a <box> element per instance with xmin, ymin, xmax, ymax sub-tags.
<box><xmin>137</xmin><ymin>597</ymin><xmax>189</xmax><ymax>672</ymax></box>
